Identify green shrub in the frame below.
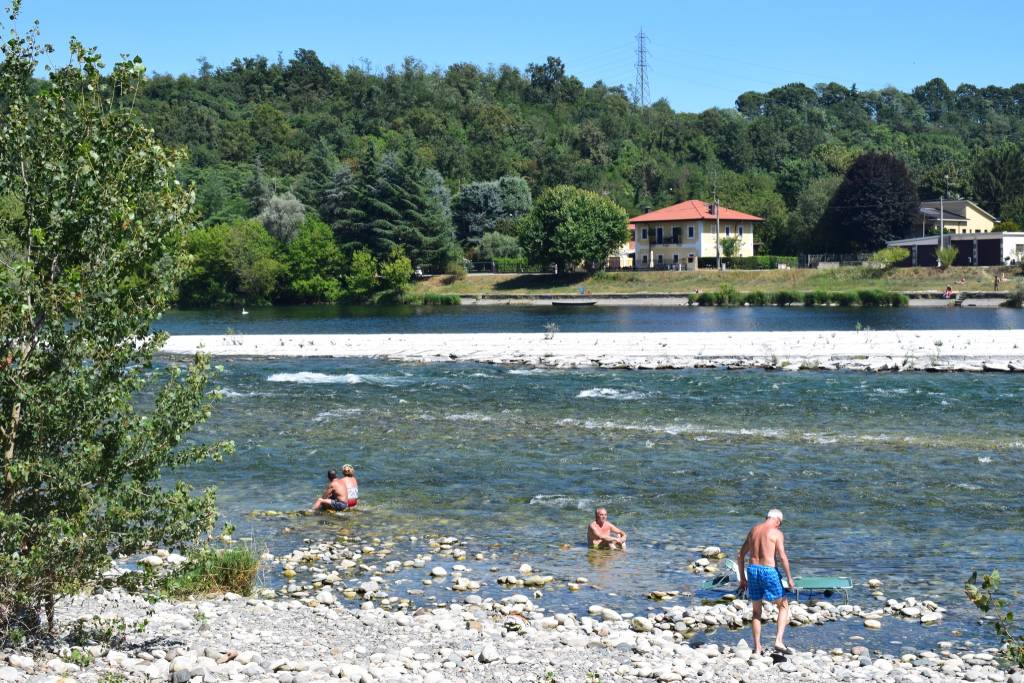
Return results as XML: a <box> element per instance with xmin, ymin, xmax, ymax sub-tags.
<box><xmin>1004</xmin><ymin>285</ymin><xmax>1024</xmax><ymax>308</ymax></box>
<box><xmin>936</xmin><ymin>246</ymin><xmax>958</xmax><ymax>270</ymax></box>
<box><xmin>856</xmin><ymin>289</ymin><xmax>884</xmax><ymax>306</ymax></box>
<box><xmin>716</xmin><ymin>284</ymin><xmax>742</xmax><ymax>306</ymax></box>
<box><xmin>420</xmin><ymin>293</ymin><xmax>461</xmax><ymax>306</ymax></box>
<box><xmin>831</xmin><ymin>291</ymin><xmax>861</xmax><ymax>306</ymax></box>
<box><xmin>772</xmin><ymin>291</ymin><xmax>801</xmax><ymax>306</ymax></box>
<box><xmin>161</xmin><ymin>545</ymin><xmax>261</xmax><ymax>598</ymax></box>
<box><xmin>802</xmin><ymin>291</ymin><xmax>818</xmax><ymax>306</ymax></box>
<box><xmin>888</xmin><ymin>292</ymin><xmax>909</xmax><ymax>307</ymax></box>
<box><xmin>965</xmin><ymin>570</ymin><xmax>1024</xmax><ymax>668</ymax></box>
<box><xmin>744</xmin><ymin>291</ymin><xmax>770</xmax><ymax>306</ymax></box>
<box><xmin>696</xmin><ymin>292</ymin><xmax>716</xmax><ymax>306</ymax></box>
<box><xmin>868</xmin><ymin>246</ymin><xmax>910</xmax><ymax>271</ymax></box>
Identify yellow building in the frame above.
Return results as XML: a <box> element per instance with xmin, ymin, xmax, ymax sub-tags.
<box><xmin>918</xmin><ymin>199</ymin><xmax>999</xmax><ymax>235</ymax></box>
<box><xmin>627</xmin><ymin>200</ymin><xmax>763</xmax><ymax>270</ymax></box>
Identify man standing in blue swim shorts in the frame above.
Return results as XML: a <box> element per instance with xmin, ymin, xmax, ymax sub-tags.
<box><xmin>737</xmin><ymin>509</ymin><xmax>794</xmax><ymax>655</ymax></box>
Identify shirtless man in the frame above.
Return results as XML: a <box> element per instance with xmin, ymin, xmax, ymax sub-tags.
<box><xmin>737</xmin><ymin>509</ymin><xmax>794</xmax><ymax>655</ymax></box>
<box><xmin>311</xmin><ymin>469</ymin><xmax>351</xmax><ymax>512</ymax></box>
<box><xmin>587</xmin><ymin>508</ymin><xmax>627</xmax><ymax>549</ymax></box>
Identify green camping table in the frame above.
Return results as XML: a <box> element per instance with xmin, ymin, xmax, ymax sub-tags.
<box><xmin>791</xmin><ymin>576</ymin><xmax>853</xmax><ymax>604</ymax></box>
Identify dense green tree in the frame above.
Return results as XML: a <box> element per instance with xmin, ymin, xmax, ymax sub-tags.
<box><xmin>345</xmin><ymin>249</ymin><xmax>378</xmax><ymax>299</ymax></box>
<box><xmin>281</xmin><ymin>216</ymin><xmax>346</xmax><ymax>303</ymax></box>
<box><xmin>378</xmin><ymin>245</ymin><xmax>413</xmax><ymax>296</ymax></box>
<box><xmin>452</xmin><ymin>181</ymin><xmax>503</xmax><ymax>244</ymax></box>
<box><xmin>972</xmin><ymin>143</ymin><xmax>1024</xmax><ymax>218</ymax></box>
<box><xmin>817</xmin><ymin>153</ymin><xmax>919</xmax><ymax>251</ymax></box>
<box><xmin>479</xmin><ymin>231</ymin><xmax>524</xmax><ymax>260</ymax></box>
<box><xmin>785</xmin><ymin>175</ymin><xmax>842</xmax><ymax>254</ymax></box>
<box><xmin>102</xmin><ymin>40</ymin><xmax>1024</xmax><ymax>272</ymax></box>
<box><xmin>332</xmin><ymin>144</ymin><xmax>458</xmax><ymax>271</ymax></box>
<box><xmin>519</xmin><ymin>185</ymin><xmax>628</xmax><ymax>272</ymax></box>
<box><xmin>180</xmin><ymin>219</ymin><xmax>284</xmax><ymax>306</ymax></box>
<box><xmin>0</xmin><ymin>16</ymin><xmax>229</xmax><ymax>633</ymax></box>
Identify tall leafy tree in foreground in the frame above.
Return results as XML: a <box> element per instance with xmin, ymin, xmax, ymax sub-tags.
<box><xmin>816</xmin><ymin>153</ymin><xmax>919</xmax><ymax>252</ymax></box>
<box><xmin>518</xmin><ymin>185</ymin><xmax>628</xmax><ymax>272</ymax></box>
<box><xmin>0</xmin><ymin>9</ymin><xmax>230</xmax><ymax>634</ymax></box>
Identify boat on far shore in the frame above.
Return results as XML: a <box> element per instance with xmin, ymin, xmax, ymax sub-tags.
<box><xmin>552</xmin><ymin>299</ymin><xmax>597</xmax><ymax>306</ymax></box>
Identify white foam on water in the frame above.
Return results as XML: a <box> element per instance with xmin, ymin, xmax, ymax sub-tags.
<box><xmin>312</xmin><ymin>407</ymin><xmax>363</xmax><ymax>422</ymax></box>
<box><xmin>529</xmin><ymin>494</ymin><xmax>595</xmax><ymax>511</ymax></box>
<box><xmin>508</xmin><ymin>368</ymin><xmax>547</xmax><ymax>375</ymax></box>
<box><xmin>445</xmin><ymin>412</ymin><xmax>494</xmax><ymax>423</ymax></box>
<box><xmin>213</xmin><ymin>388</ymin><xmax>259</xmax><ymax>398</ymax></box>
<box><xmin>977</xmin><ymin>457</ymin><xmax>993</xmax><ymax>464</ymax></box>
<box><xmin>576</xmin><ymin>387</ymin><xmax>646</xmax><ymax>400</ymax></box>
<box><xmin>267</xmin><ymin>371</ymin><xmax>405</xmax><ymax>385</ymax></box>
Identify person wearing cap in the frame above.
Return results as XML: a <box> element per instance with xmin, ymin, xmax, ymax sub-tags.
<box><xmin>737</xmin><ymin>509</ymin><xmax>794</xmax><ymax>655</ymax></box>
<box><xmin>311</xmin><ymin>464</ymin><xmax>359</xmax><ymax>512</ymax></box>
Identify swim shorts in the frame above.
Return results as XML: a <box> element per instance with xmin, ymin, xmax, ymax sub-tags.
<box><xmin>329</xmin><ymin>499</ymin><xmax>348</xmax><ymax>511</ymax></box>
<box><xmin>746</xmin><ymin>564</ymin><xmax>785</xmax><ymax>601</ymax></box>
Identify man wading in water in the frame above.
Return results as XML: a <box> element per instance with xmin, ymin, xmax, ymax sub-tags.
<box><xmin>587</xmin><ymin>507</ymin><xmax>627</xmax><ymax>549</ymax></box>
<box><xmin>737</xmin><ymin>509</ymin><xmax>794</xmax><ymax>655</ymax></box>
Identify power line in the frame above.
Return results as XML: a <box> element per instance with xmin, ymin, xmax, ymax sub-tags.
<box><xmin>634</xmin><ymin>29</ymin><xmax>650</xmax><ymax>107</ymax></box>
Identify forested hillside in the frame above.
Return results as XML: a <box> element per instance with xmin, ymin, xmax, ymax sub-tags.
<box><xmin>139</xmin><ymin>52</ymin><xmax>1024</xmax><ymax>244</ymax></box>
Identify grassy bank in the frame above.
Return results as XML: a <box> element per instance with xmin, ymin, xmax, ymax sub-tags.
<box><xmin>414</xmin><ymin>266</ymin><xmax>1019</xmax><ymax>296</ymax></box>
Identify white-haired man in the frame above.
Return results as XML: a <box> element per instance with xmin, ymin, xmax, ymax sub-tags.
<box><xmin>737</xmin><ymin>509</ymin><xmax>794</xmax><ymax>655</ymax></box>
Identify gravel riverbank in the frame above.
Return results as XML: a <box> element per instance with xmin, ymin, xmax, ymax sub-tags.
<box><xmin>3</xmin><ymin>588</ymin><xmax>1014</xmax><ymax>683</ymax></box>
<box><xmin>3</xmin><ymin>534</ymin><xmax>1018</xmax><ymax>682</ymax></box>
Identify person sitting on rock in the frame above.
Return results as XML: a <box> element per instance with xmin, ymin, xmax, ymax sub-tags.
<box><xmin>587</xmin><ymin>507</ymin><xmax>627</xmax><ymax>549</ymax></box>
<box><xmin>311</xmin><ymin>465</ymin><xmax>358</xmax><ymax>511</ymax></box>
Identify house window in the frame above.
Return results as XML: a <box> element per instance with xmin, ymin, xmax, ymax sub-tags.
<box><xmin>672</xmin><ymin>227</ymin><xmax>681</xmax><ymax>243</ymax></box>
<box><xmin>725</xmin><ymin>226</ymin><xmax>731</xmax><ymax>236</ymax></box>
<box><xmin>673</xmin><ymin>254</ymin><xmax>679</xmax><ymax>263</ymax></box>
<box><xmin>642</xmin><ymin>255</ymin><xmax>648</xmax><ymax>264</ymax></box>
<box><xmin>739</xmin><ymin>225</ymin><xmax>744</xmax><ymax>236</ymax></box>
<box><xmin>657</xmin><ymin>254</ymin><xmax>663</xmax><ymax>264</ymax></box>
<box><xmin>656</xmin><ymin>227</ymin><xmax>663</xmax><ymax>244</ymax></box>
<box><xmin>641</xmin><ymin>228</ymin><xmax>648</xmax><ymax>240</ymax></box>
<box><xmin>688</xmin><ymin>226</ymin><xmax>694</xmax><ymax>239</ymax></box>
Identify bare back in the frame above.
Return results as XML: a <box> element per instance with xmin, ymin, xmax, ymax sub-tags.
<box><xmin>744</xmin><ymin>521</ymin><xmax>783</xmax><ymax>566</ymax></box>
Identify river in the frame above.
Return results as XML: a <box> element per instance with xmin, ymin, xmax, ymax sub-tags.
<box><xmin>161</xmin><ymin>305</ymin><xmax>1023</xmax><ymax>655</ymax></box>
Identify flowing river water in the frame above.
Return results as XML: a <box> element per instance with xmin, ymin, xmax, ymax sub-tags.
<box><xmin>159</xmin><ymin>306</ymin><xmax>1024</xmax><ymax>655</ymax></box>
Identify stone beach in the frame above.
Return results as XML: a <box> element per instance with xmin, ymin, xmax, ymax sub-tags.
<box><xmin>161</xmin><ymin>331</ymin><xmax>1024</xmax><ymax>372</ymax></box>
<box><xmin>2</xmin><ymin>534</ymin><xmax>1018</xmax><ymax>682</ymax></box>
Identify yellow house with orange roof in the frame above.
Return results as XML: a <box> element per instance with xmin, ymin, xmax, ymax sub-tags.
<box><xmin>616</xmin><ymin>200</ymin><xmax>763</xmax><ymax>270</ymax></box>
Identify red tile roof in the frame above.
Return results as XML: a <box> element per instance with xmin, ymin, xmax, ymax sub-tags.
<box><xmin>630</xmin><ymin>200</ymin><xmax>763</xmax><ymax>223</ymax></box>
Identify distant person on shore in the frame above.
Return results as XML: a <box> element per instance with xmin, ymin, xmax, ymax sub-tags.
<box><xmin>587</xmin><ymin>507</ymin><xmax>627</xmax><ymax>549</ymax></box>
<box><xmin>737</xmin><ymin>509</ymin><xmax>794</xmax><ymax>656</ymax></box>
<box><xmin>311</xmin><ymin>465</ymin><xmax>359</xmax><ymax>512</ymax></box>
<box><xmin>943</xmin><ymin>285</ymin><xmax>954</xmax><ymax>300</ymax></box>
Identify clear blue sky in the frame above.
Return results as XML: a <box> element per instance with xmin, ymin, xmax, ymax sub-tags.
<box><xmin>18</xmin><ymin>0</ymin><xmax>1024</xmax><ymax>112</ymax></box>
